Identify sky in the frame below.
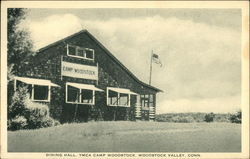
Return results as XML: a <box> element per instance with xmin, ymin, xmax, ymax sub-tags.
<box><xmin>21</xmin><ymin>8</ymin><xmax>241</xmax><ymax>114</ymax></box>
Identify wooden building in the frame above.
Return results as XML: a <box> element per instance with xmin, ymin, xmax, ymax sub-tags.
<box><xmin>13</xmin><ymin>30</ymin><xmax>161</xmax><ymax>123</ymax></box>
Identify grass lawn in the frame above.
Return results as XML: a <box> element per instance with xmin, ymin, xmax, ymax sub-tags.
<box><xmin>8</xmin><ymin>121</ymin><xmax>241</xmax><ymax>152</ymax></box>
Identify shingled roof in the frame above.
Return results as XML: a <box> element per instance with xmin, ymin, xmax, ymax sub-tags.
<box><xmin>37</xmin><ymin>30</ymin><xmax>162</xmax><ymax>92</ymax></box>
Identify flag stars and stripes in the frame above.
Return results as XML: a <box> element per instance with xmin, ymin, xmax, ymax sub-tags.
<box><xmin>152</xmin><ymin>53</ymin><xmax>162</xmax><ymax>67</ymax></box>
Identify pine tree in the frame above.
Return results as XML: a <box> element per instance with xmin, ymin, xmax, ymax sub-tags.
<box><xmin>7</xmin><ymin>8</ymin><xmax>34</xmax><ymax>81</ymax></box>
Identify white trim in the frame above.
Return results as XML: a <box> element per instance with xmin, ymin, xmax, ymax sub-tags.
<box><xmin>118</xmin><ymin>92</ymin><xmax>120</xmax><ymax>106</ymax></box>
<box><xmin>107</xmin><ymin>87</ymin><xmax>138</xmax><ymax>95</ymax></box>
<box><xmin>32</xmin><ymin>99</ymin><xmax>50</xmax><ymax>102</ymax></box>
<box><xmin>96</xmin><ymin>62</ymin><xmax>99</xmax><ymax>85</ymax></box>
<box><xmin>65</xmin><ymin>83</ymin><xmax>95</xmax><ymax>105</ymax></box>
<box><xmin>67</xmin><ymin>82</ymin><xmax>103</xmax><ymax>92</ymax></box>
<box><xmin>67</xmin><ymin>44</ymin><xmax>95</xmax><ymax>61</ymax></box>
<box><xmin>128</xmin><ymin>93</ymin><xmax>131</xmax><ymax>107</ymax></box>
<box><xmin>106</xmin><ymin>87</ymin><xmax>108</xmax><ymax>106</ymax></box>
<box><xmin>15</xmin><ymin>79</ymin><xmax>51</xmax><ymax>102</ymax></box>
<box><xmin>65</xmin><ymin>82</ymin><xmax>68</xmax><ymax>104</ymax></box>
<box><xmin>79</xmin><ymin>88</ymin><xmax>82</xmax><ymax>104</ymax></box>
<box><xmin>93</xmin><ymin>90</ymin><xmax>95</xmax><ymax>105</ymax></box>
<box><xmin>60</xmin><ymin>55</ymin><xmax>63</xmax><ymax>81</ymax></box>
<box><xmin>14</xmin><ymin>76</ymin><xmax>58</xmax><ymax>103</ymax></box>
<box><xmin>66</xmin><ymin>44</ymin><xmax>69</xmax><ymax>56</ymax></box>
<box><xmin>14</xmin><ymin>78</ymin><xmax>16</xmax><ymax>91</ymax></box>
<box><xmin>107</xmin><ymin>87</ymin><xmax>130</xmax><ymax>107</ymax></box>
<box><xmin>141</xmin><ymin>107</ymin><xmax>149</xmax><ymax>110</ymax></box>
<box><xmin>14</xmin><ymin>76</ymin><xmax>59</xmax><ymax>87</ymax></box>
<box><xmin>48</xmin><ymin>85</ymin><xmax>51</xmax><ymax>102</ymax></box>
<box><xmin>31</xmin><ymin>84</ymin><xmax>34</xmax><ymax>101</ymax></box>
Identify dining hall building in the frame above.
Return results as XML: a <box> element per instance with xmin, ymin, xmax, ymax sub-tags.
<box><xmin>13</xmin><ymin>30</ymin><xmax>162</xmax><ymax>123</ymax></box>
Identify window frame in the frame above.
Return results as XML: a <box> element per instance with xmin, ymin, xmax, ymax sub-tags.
<box><xmin>141</xmin><ymin>94</ymin><xmax>154</xmax><ymax>110</ymax></box>
<box><xmin>67</xmin><ymin>45</ymin><xmax>77</xmax><ymax>56</ymax></box>
<box><xmin>32</xmin><ymin>84</ymin><xmax>50</xmax><ymax>102</ymax></box>
<box><xmin>66</xmin><ymin>85</ymin><xmax>80</xmax><ymax>103</ymax></box>
<box><xmin>65</xmin><ymin>83</ymin><xmax>95</xmax><ymax>105</ymax></box>
<box><xmin>107</xmin><ymin>89</ymin><xmax>119</xmax><ymax>106</ymax></box>
<box><xmin>14</xmin><ymin>80</ymin><xmax>51</xmax><ymax>102</ymax></box>
<box><xmin>106</xmin><ymin>88</ymin><xmax>130</xmax><ymax>107</ymax></box>
<box><xmin>67</xmin><ymin>44</ymin><xmax>95</xmax><ymax>61</ymax></box>
<box><xmin>119</xmin><ymin>93</ymin><xmax>129</xmax><ymax>106</ymax></box>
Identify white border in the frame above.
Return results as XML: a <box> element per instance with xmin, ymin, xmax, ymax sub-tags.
<box><xmin>1</xmin><ymin>1</ymin><xmax>249</xmax><ymax>159</ymax></box>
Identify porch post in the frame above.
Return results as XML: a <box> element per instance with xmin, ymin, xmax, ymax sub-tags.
<box><xmin>149</xmin><ymin>94</ymin><xmax>156</xmax><ymax>121</ymax></box>
<box><xmin>135</xmin><ymin>94</ymin><xmax>141</xmax><ymax>120</ymax></box>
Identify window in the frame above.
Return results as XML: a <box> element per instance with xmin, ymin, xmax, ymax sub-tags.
<box><xmin>120</xmin><ymin>93</ymin><xmax>129</xmax><ymax>106</ymax></box>
<box><xmin>15</xmin><ymin>81</ymin><xmax>50</xmax><ymax>102</ymax></box>
<box><xmin>77</xmin><ymin>48</ymin><xmax>85</xmax><ymax>57</ymax></box>
<box><xmin>85</xmin><ymin>49</ymin><xmax>94</xmax><ymax>59</ymax></box>
<box><xmin>14</xmin><ymin>77</ymin><xmax>59</xmax><ymax>102</ymax></box>
<box><xmin>33</xmin><ymin>85</ymin><xmax>49</xmax><ymax>100</ymax></box>
<box><xmin>149</xmin><ymin>94</ymin><xmax>154</xmax><ymax>107</ymax></box>
<box><xmin>108</xmin><ymin>90</ymin><xmax>119</xmax><ymax>105</ymax></box>
<box><xmin>67</xmin><ymin>85</ymin><xmax>80</xmax><ymax>103</ymax></box>
<box><xmin>107</xmin><ymin>88</ymin><xmax>130</xmax><ymax>107</ymax></box>
<box><xmin>81</xmin><ymin>89</ymin><xmax>93</xmax><ymax>104</ymax></box>
<box><xmin>141</xmin><ymin>95</ymin><xmax>149</xmax><ymax>108</ymax></box>
<box><xmin>68</xmin><ymin>45</ymin><xmax>77</xmax><ymax>56</ymax></box>
<box><xmin>141</xmin><ymin>94</ymin><xmax>154</xmax><ymax>108</ymax></box>
<box><xmin>67</xmin><ymin>44</ymin><xmax>94</xmax><ymax>60</ymax></box>
<box><xmin>66</xmin><ymin>84</ymin><xmax>94</xmax><ymax>105</ymax></box>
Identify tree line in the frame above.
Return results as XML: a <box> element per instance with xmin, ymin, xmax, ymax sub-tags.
<box><xmin>155</xmin><ymin>111</ymin><xmax>241</xmax><ymax>123</ymax></box>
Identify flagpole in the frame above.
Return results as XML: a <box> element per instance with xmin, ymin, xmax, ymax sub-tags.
<box><xmin>149</xmin><ymin>50</ymin><xmax>153</xmax><ymax>85</ymax></box>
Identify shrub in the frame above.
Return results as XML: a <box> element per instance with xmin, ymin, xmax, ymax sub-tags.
<box><xmin>8</xmin><ymin>116</ymin><xmax>27</xmax><ymax>131</ymax></box>
<box><xmin>204</xmin><ymin>112</ymin><xmax>215</xmax><ymax>122</ymax></box>
<box><xmin>24</xmin><ymin>100</ymin><xmax>60</xmax><ymax>129</ymax></box>
<box><xmin>171</xmin><ymin>116</ymin><xmax>195</xmax><ymax>123</ymax></box>
<box><xmin>53</xmin><ymin>119</ymin><xmax>61</xmax><ymax>126</ymax></box>
<box><xmin>214</xmin><ymin>113</ymin><xmax>231</xmax><ymax>122</ymax></box>
<box><xmin>8</xmin><ymin>86</ymin><xmax>29</xmax><ymax>120</ymax></box>
<box><xmin>230</xmin><ymin>110</ymin><xmax>241</xmax><ymax>124</ymax></box>
<box><xmin>8</xmin><ymin>86</ymin><xmax>60</xmax><ymax>130</ymax></box>
<box><xmin>24</xmin><ymin>100</ymin><xmax>49</xmax><ymax>129</ymax></box>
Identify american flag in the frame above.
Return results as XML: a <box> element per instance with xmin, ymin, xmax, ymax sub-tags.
<box><xmin>152</xmin><ymin>53</ymin><xmax>162</xmax><ymax>67</ymax></box>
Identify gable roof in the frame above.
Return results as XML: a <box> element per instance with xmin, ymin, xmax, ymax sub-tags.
<box><xmin>37</xmin><ymin>29</ymin><xmax>162</xmax><ymax>92</ymax></box>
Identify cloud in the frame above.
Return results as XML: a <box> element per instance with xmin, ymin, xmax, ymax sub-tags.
<box><xmin>24</xmin><ymin>14</ymin><xmax>82</xmax><ymax>49</ymax></box>
<box><xmin>82</xmin><ymin>15</ymin><xmax>241</xmax><ymax>97</ymax></box>
<box><xmin>24</xmin><ymin>13</ymin><xmax>241</xmax><ymax>113</ymax></box>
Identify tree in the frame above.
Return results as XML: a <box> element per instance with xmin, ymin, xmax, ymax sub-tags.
<box><xmin>7</xmin><ymin>8</ymin><xmax>35</xmax><ymax>115</ymax></box>
<box><xmin>8</xmin><ymin>86</ymin><xmax>29</xmax><ymax>120</ymax></box>
<box><xmin>7</xmin><ymin>8</ymin><xmax>34</xmax><ymax>80</ymax></box>
<box><xmin>204</xmin><ymin>112</ymin><xmax>215</xmax><ymax>122</ymax></box>
<box><xmin>230</xmin><ymin>110</ymin><xmax>241</xmax><ymax>124</ymax></box>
